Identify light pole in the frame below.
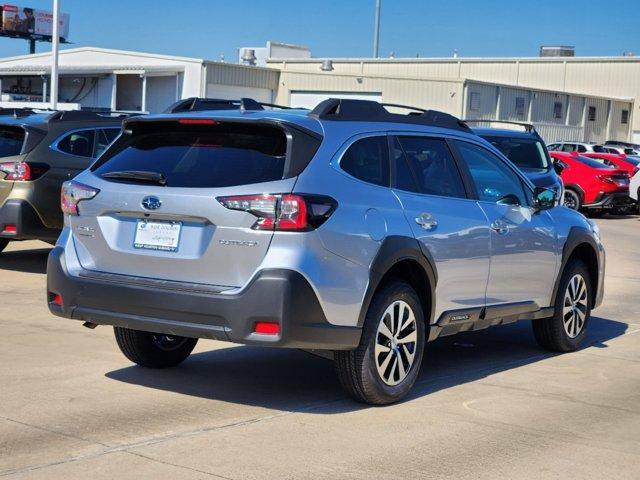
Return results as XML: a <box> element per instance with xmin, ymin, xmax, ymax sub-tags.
<box><xmin>373</xmin><ymin>0</ymin><xmax>381</xmax><ymax>58</ymax></box>
<box><xmin>50</xmin><ymin>0</ymin><xmax>60</xmax><ymax>109</ymax></box>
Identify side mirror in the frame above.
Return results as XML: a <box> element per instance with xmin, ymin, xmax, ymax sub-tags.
<box><xmin>553</xmin><ymin>160</ymin><xmax>566</xmax><ymax>175</ymax></box>
<box><xmin>533</xmin><ymin>187</ymin><xmax>556</xmax><ymax>211</ymax></box>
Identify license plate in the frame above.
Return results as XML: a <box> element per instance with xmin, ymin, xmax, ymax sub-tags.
<box><xmin>134</xmin><ymin>220</ymin><xmax>182</xmax><ymax>252</ymax></box>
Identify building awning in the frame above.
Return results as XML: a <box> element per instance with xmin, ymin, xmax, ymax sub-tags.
<box><xmin>0</xmin><ymin>65</ymin><xmax>184</xmax><ymax>76</ymax></box>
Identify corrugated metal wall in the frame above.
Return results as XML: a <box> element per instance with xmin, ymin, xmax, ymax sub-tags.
<box><xmin>269</xmin><ymin>58</ymin><xmax>640</xmax><ymax>137</ymax></box>
<box><xmin>205</xmin><ymin>62</ymin><xmax>279</xmax><ymax>90</ymax></box>
<box><xmin>275</xmin><ymin>71</ymin><xmax>464</xmax><ymax>115</ymax></box>
<box><xmin>464</xmin><ymin>83</ymin><xmax>498</xmax><ymax>120</ymax></box>
<box><xmin>462</xmin><ymin>81</ymin><xmax>632</xmax><ymax>143</ymax></box>
<box><xmin>498</xmin><ymin>87</ymin><xmax>531</xmax><ymax>122</ymax></box>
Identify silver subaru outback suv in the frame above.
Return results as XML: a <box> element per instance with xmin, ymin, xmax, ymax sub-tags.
<box><xmin>48</xmin><ymin>99</ymin><xmax>605</xmax><ymax>405</ymax></box>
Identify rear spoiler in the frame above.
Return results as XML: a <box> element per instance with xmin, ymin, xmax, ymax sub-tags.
<box><xmin>165</xmin><ymin>97</ymin><xmax>294</xmax><ymax>113</ymax></box>
<box><xmin>463</xmin><ymin>119</ymin><xmax>539</xmax><ymax>136</ymax></box>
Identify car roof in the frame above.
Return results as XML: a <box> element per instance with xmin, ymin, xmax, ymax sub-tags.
<box><xmin>125</xmin><ymin>107</ymin><xmax>487</xmax><ymax>142</ymax></box>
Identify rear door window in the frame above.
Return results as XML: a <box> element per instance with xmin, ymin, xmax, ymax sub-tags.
<box><xmin>0</xmin><ymin>127</ymin><xmax>25</xmax><ymax>157</ymax></box>
<box><xmin>93</xmin><ymin>123</ymin><xmax>289</xmax><ymax>188</ymax></box>
<box><xmin>340</xmin><ymin>136</ymin><xmax>390</xmax><ymax>187</ymax></box>
<box><xmin>56</xmin><ymin>129</ymin><xmax>96</xmax><ymax>158</ymax></box>
<box><xmin>395</xmin><ymin>136</ymin><xmax>466</xmax><ymax>198</ymax></box>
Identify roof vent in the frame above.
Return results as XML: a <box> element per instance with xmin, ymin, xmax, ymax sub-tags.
<box><xmin>240</xmin><ymin>49</ymin><xmax>257</xmax><ymax>66</ymax></box>
<box><xmin>539</xmin><ymin>45</ymin><xmax>575</xmax><ymax>57</ymax></box>
<box><xmin>320</xmin><ymin>59</ymin><xmax>334</xmax><ymax>71</ymax></box>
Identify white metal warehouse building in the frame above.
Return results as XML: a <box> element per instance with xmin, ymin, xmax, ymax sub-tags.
<box><xmin>0</xmin><ymin>47</ymin><xmax>635</xmax><ymax>143</ymax></box>
<box><xmin>269</xmin><ymin>56</ymin><xmax>640</xmax><ymax>143</ymax></box>
<box><xmin>0</xmin><ymin>47</ymin><xmax>278</xmax><ymax>113</ymax></box>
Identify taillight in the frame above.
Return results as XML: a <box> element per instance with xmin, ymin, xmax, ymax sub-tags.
<box><xmin>596</xmin><ymin>175</ymin><xmax>615</xmax><ymax>184</ymax></box>
<box><xmin>254</xmin><ymin>321</ymin><xmax>280</xmax><ymax>335</ymax></box>
<box><xmin>217</xmin><ymin>193</ymin><xmax>336</xmax><ymax>231</ymax></box>
<box><xmin>61</xmin><ymin>180</ymin><xmax>100</xmax><ymax>215</ymax></box>
<box><xmin>178</xmin><ymin>118</ymin><xmax>218</xmax><ymax>125</ymax></box>
<box><xmin>0</xmin><ymin>161</ymin><xmax>48</xmax><ymax>181</ymax></box>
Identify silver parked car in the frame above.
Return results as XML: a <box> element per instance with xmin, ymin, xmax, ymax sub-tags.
<box><xmin>48</xmin><ymin>99</ymin><xmax>605</xmax><ymax>405</ymax></box>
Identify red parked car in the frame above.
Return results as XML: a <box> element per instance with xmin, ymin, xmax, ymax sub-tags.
<box><xmin>550</xmin><ymin>152</ymin><xmax>631</xmax><ymax>212</ymax></box>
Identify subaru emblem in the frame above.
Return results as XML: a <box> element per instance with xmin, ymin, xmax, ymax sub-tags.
<box><xmin>141</xmin><ymin>196</ymin><xmax>162</xmax><ymax>210</ymax></box>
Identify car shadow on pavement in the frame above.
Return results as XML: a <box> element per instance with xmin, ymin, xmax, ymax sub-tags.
<box><xmin>106</xmin><ymin>316</ymin><xmax>627</xmax><ymax>413</ymax></box>
<box><xmin>0</xmin><ymin>247</ymin><xmax>50</xmax><ymax>274</ymax></box>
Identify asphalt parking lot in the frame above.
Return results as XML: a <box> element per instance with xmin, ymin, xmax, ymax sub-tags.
<box><xmin>1</xmin><ymin>216</ymin><xmax>639</xmax><ymax>479</ymax></box>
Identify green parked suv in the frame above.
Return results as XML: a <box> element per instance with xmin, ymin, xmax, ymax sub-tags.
<box><xmin>0</xmin><ymin>109</ymin><xmax>126</xmax><ymax>252</ymax></box>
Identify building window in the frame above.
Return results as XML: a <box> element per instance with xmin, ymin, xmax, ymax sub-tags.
<box><xmin>515</xmin><ymin>97</ymin><xmax>525</xmax><ymax>117</ymax></box>
<box><xmin>469</xmin><ymin>92</ymin><xmax>480</xmax><ymax>111</ymax></box>
<box><xmin>621</xmin><ymin>109</ymin><xmax>629</xmax><ymax>125</ymax></box>
<box><xmin>588</xmin><ymin>106</ymin><xmax>597</xmax><ymax>122</ymax></box>
<box><xmin>553</xmin><ymin>102</ymin><xmax>563</xmax><ymax>119</ymax></box>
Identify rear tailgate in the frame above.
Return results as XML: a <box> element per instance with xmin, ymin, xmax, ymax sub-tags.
<box><xmin>69</xmin><ymin>118</ymin><xmax>320</xmax><ymax>288</ymax></box>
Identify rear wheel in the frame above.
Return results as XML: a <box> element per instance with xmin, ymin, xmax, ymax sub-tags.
<box><xmin>114</xmin><ymin>327</ymin><xmax>198</xmax><ymax>368</ymax></box>
<box><xmin>334</xmin><ymin>280</ymin><xmax>425</xmax><ymax>405</ymax></box>
<box><xmin>0</xmin><ymin>239</ymin><xmax>8</xmax><ymax>253</ymax></box>
<box><xmin>533</xmin><ymin>259</ymin><xmax>591</xmax><ymax>352</ymax></box>
<box><xmin>563</xmin><ymin>189</ymin><xmax>581</xmax><ymax>211</ymax></box>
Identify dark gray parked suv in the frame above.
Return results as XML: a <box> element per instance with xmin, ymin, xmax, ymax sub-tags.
<box><xmin>0</xmin><ymin>109</ymin><xmax>126</xmax><ymax>251</ymax></box>
<box><xmin>47</xmin><ymin>99</ymin><xmax>605</xmax><ymax>404</ymax></box>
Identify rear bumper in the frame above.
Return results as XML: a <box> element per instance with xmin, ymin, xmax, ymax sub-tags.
<box><xmin>583</xmin><ymin>192</ymin><xmax>632</xmax><ymax>209</ymax></box>
<box><xmin>47</xmin><ymin>246</ymin><xmax>361</xmax><ymax>350</ymax></box>
<box><xmin>0</xmin><ymin>199</ymin><xmax>59</xmax><ymax>241</ymax></box>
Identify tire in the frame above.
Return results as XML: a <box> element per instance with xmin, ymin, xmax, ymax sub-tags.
<box><xmin>113</xmin><ymin>327</ymin><xmax>198</xmax><ymax>368</ymax></box>
<box><xmin>334</xmin><ymin>280</ymin><xmax>425</xmax><ymax>405</ymax></box>
<box><xmin>563</xmin><ymin>189</ymin><xmax>581</xmax><ymax>211</ymax></box>
<box><xmin>533</xmin><ymin>259</ymin><xmax>592</xmax><ymax>352</ymax></box>
<box><xmin>0</xmin><ymin>239</ymin><xmax>8</xmax><ymax>253</ymax></box>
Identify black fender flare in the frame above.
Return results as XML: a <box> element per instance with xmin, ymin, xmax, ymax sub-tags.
<box><xmin>550</xmin><ymin>226</ymin><xmax>601</xmax><ymax>306</ymax></box>
<box><xmin>357</xmin><ymin>235</ymin><xmax>437</xmax><ymax>327</ymax></box>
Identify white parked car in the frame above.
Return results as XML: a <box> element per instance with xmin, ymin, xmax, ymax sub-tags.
<box><xmin>547</xmin><ymin>142</ymin><xmax>608</xmax><ymax>154</ymax></box>
<box><xmin>604</xmin><ymin>145</ymin><xmax>640</xmax><ymax>155</ymax></box>
<box><xmin>630</xmin><ymin>168</ymin><xmax>640</xmax><ymax>212</ymax></box>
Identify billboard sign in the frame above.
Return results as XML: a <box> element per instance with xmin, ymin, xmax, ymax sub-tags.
<box><xmin>1</xmin><ymin>4</ymin><xmax>70</xmax><ymax>40</ymax></box>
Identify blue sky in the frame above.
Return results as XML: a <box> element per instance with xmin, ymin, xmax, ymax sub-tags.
<box><xmin>0</xmin><ymin>0</ymin><xmax>638</xmax><ymax>60</ymax></box>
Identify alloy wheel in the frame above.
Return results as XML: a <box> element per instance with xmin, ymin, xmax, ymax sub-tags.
<box><xmin>562</xmin><ymin>274</ymin><xmax>588</xmax><ymax>338</ymax></box>
<box><xmin>564</xmin><ymin>190</ymin><xmax>579</xmax><ymax>210</ymax></box>
<box><xmin>151</xmin><ymin>334</ymin><xmax>189</xmax><ymax>351</ymax></box>
<box><xmin>375</xmin><ymin>300</ymin><xmax>418</xmax><ymax>386</ymax></box>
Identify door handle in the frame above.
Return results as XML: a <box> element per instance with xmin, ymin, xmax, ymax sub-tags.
<box><xmin>490</xmin><ymin>219</ymin><xmax>509</xmax><ymax>235</ymax></box>
<box><xmin>415</xmin><ymin>213</ymin><xmax>437</xmax><ymax>230</ymax></box>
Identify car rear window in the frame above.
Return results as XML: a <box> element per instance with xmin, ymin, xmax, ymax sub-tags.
<box><xmin>480</xmin><ymin>135</ymin><xmax>549</xmax><ymax>170</ymax></box>
<box><xmin>574</xmin><ymin>155</ymin><xmax>615</xmax><ymax>169</ymax></box>
<box><xmin>93</xmin><ymin>122</ymin><xmax>289</xmax><ymax>188</ymax></box>
<box><xmin>0</xmin><ymin>126</ymin><xmax>25</xmax><ymax>157</ymax></box>
<box><xmin>621</xmin><ymin>156</ymin><xmax>640</xmax><ymax>166</ymax></box>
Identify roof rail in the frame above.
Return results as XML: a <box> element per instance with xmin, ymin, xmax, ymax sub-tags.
<box><xmin>463</xmin><ymin>119</ymin><xmax>539</xmax><ymax>136</ymax></box>
<box><xmin>309</xmin><ymin>98</ymin><xmax>470</xmax><ymax>132</ymax></box>
<box><xmin>49</xmin><ymin>110</ymin><xmax>131</xmax><ymax>122</ymax></box>
<box><xmin>165</xmin><ymin>97</ymin><xmax>294</xmax><ymax>114</ymax></box>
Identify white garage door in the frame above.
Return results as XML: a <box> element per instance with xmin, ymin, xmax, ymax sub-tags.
<box><xmin>289</xmin><ymin>91</ymin><xmax>382</xmax><ymax>109</ymax></box>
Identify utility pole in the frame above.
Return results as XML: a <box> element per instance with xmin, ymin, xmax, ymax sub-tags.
<box><xmin>50</xmin><ymin>0</ymin><xmax>60</xmax><ymax>109</ymax></box>
<box><xmin>372</xmin><ymin>0</ymin><xmax>381</xmax><ymax>58</ymax></box>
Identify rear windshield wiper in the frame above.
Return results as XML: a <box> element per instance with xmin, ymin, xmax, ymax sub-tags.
<box><xmin>101</xmin><ymin>170</ymin><xmax>167</xmax><ymax>186</ymax></box>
